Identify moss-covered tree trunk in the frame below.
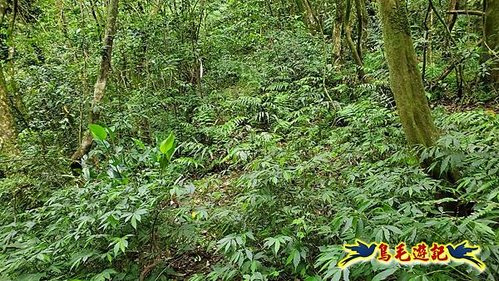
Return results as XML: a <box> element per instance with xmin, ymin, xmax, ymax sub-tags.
<box><xmin>0</xmin><ymin>0</ymin><xmax>16</xmax><ymax>155</ymax></box>
<box><xmin>378</xmin><ymin>0</ymin><xmax>437</xmax><ymax>147</ymax></box>
<box><xmin>484</xmin><ymin>0</ymin><xmax>499</xmax><ymax>89</ymax></box>
<box><xmin>0</xmin><ymin>69</ymin><xmax>15</xmax><ymax>155</ymax></box>
<box><xmin>332</xmin><ymin>0</ymin><xmax>344</xmax><ymax>63</ymax></box>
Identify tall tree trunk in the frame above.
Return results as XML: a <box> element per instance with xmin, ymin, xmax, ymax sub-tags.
<box><xmin>72</xmin><ymin>0</ymin><xmax>119</xmax><ymax>161</ymax></box>
<box><xmin>0</xmin><ymin>0</ymin><xmax>16</xmax><ymax>155</ymax></box>
<box><xmin>354</xmin><ymin>0</ymin><xmax>368</xmax><ymax>61</ymax></box>
<box><xmin>378</xmin><ymin>0</ymin><xmax>438</xmax><ymax>147</ymax></box>
<box><xmin>332</xmin><ymin>0</ymin><xmax>344</xmax><ymax>63</ymax></box>
<box><xmin>295</xmin><ymin>0</ymin><xmax>319</xmax><ymax>33</ymax></box>
<box><xmin>484</xmin><ymin>0</ymin><xmax>499</xmax><ymax>89</ymax></box>
<box><xmin>0</xmin><ymin>67</ymin><xmax>16</xmax><ymax>155</ymax></box>
<box><xmin>303</xmin><ymin>0</ymin><xmax>320</xmax><ymax>32</ymax></box>
<box><xmin>345</xmin><ymin>0</ymin><xmax>365</xmax><ymax>79</ymax></box>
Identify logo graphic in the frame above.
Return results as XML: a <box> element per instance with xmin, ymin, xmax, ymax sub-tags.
<box><xmin>337</xmin><ymin>240</ymin><xmax>377</xmax><ymax>268</ymax></box>
<box><xmin>338</xmin><ymin>240</ymin><xmax>486</xmax><ymax>272</ymax></box>
<box><xmin>446</xmin><ymin>241</ymin><xmax>486</xmax><ymax>270</ymax></box>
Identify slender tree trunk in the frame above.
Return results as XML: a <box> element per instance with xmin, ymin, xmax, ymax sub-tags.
<box><xmin>484</xmin><ymin>0</ymin><xmax>499</xmax><ymax>89</ymax></box>
<box><xmin>295</xmin><ymin>0</ymin><xmax>318</xmax><ymax>33</ymax></box>
<box><xmin>378</xmin><ymin>0</ymin><xmax>438</xmax><ymax>147</ymax></box>
<box><xmin>345</xmin><ymin>0</ymin><xmax>364</xmax><ymax>79</ymax></box>
<box><xmin>72</xmin><ymin>0</ymin><xmax>119</xmax><ymax>161</ymax></box>
<box><xmin>354</xmin><ymin>0</ymin><xmax>368</xmax><ymax>61</ymax></box>
<box><xmin>447</xmin><ymin>0</ymin><xmax>459</xmax><ymax>32</ymax></box>
<box><xmin>332</xmin><ymin>0</ymin><xmax>344</xmax><ymax>63</ymax></box>
<box><xmin>303</xmin><ymin>0</ymin><xmax>320</xmax><ymax>32</ymax></box>
<box><xmin>429</xmin><ymin>9</ymin><xmax>433</xmax><ymax>64</ymax></box>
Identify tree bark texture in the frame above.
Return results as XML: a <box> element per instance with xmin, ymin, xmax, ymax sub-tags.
<box><xmin>0</xmin><ymin>0</ymin><xmax>16</xmax><ymax>155</ymax></box>
<box><xmin>332</xmin><ymin>0</ymin><xmax>344</xmax><ymax>63</ymax></box>
<box><xmin>345</xmin><ymin>0</ymin><xmax>365</xmax><ymax>79</ymax></box>
<box><xmin>484</xmin><ymin>0</ymin><xmax>499</xmax><ymax>89</ymax></box>
<box><xmin>72</xmin><ymin>0</ymin><xmax>119</xmax><ymax>161</ymax></box>
<box><xmin>0</xmin><ymin>68</ymin><xmax>16</xmax><ymax>155</ymax></box>
<box><xmin>378</xmin><ymin>0</ymin><xmax>438</xmax><ymax>147</ymax></box>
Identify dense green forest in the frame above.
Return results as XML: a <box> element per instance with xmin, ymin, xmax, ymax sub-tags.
<box><xmin>0</xmin><ymin>0</ymin><xmax>498</xmax><ymax>280</ymax></box>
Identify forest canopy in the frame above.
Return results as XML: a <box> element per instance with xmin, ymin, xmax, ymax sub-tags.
<box><xmin>0</xmin><ymin>0</ymin><xmax>498</xmax><ymax>280</ymax></box>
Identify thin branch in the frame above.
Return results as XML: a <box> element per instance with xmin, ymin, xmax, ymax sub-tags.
<box><xmin>430</xmin><ymin>39</ymin><xmax>485</xmax><ymax>89</ymax></box>
<box><xmin>447</xmin><ymin>10</ymin><xmax>485</xmax><ymax>16</ymax></box>
<box><xmin>429</xmin><ymin>0</ymin><xmax>464</xmax><ymax>94</ymax></box>
<box><xmin>430</xmin><ymin>0</ymin><xmax>456</xmax><ymax>44</ymax></box>
<box><xmin>422</xmin><ymin>2</ymin><xmax>432</xmax><ymax>82</ymax></box>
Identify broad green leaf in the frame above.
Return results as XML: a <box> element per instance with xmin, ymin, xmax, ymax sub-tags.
<box><xmin>89</xmin><ymin>124</ymin><xmax>107</xmax><ymax>141</ymax></box>
<box><xmin>112</xmin><ymin>237</ymin><xmax>128</xmax><ymax>256</ymax></box>
<box><xmin>331</xmin><ymin>271</ymin><xmax>341</xmax><ymax>281</ymax></box>
<box><xmin>91</xmin><ymin>269</ymin><xmax>117</xmax><ymax>281</ymax></box>
<box><xmin>440</xmin><ymin>155</ymin><xmax>450</xmax><ymax>175</ymax></box>
<box><xmin>385</xmin><ymin>225</ymin><xmax>403</xmax><ymax>235</ymax></box>
<box><xmin>372</xmin><ymin>268</ymin><xmax>397</xmax><ymax>281</ymax></box>
<box><xmin>343</xmin><ymin>267</ymin><xmax>350</xmax><ymax>281</ymax></box>
<box><xmin>113</xmin><ymin>243</ymin><xmax>120</xmax><ymax>256</ymax></box>
<box><xmin>131</xmin><ymin>216</ymin><xmax>137</xmax><ymax>229</ymax></box>
<box><xmin>286</xmin><ymin>249</ymin><xmax>301</xmax><ymax>269</ymax></box>
<box><xmin>160</xmin><ymin>133</ymin><xmax>175</xmax><ymax>154</ymax></box>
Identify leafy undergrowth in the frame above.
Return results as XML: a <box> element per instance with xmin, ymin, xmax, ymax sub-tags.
<box><xmin>1</xmin><ymin>85</ymin><xmax>498</xmax><ymax>281</ymax></box>
<box><xmin>1</xmin><ymin>27</ymin><xmax>499</xmax><ymax>281</ymax></box>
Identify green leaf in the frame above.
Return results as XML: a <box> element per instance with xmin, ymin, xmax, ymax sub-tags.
<box><xmin>113</xmin><ymin>243</ymin><xmax>120</xmax><ymax>256</ymax></box>
<box><xmin>372</xmin><ymin>268</ymin><xmax>397</xmax><ymax>281</ymax></box>
<box><xmin>131</xmin><ymin>216</ymin><xmax>137</xmax><ymax>229</ymax></box>
<box><xmin>17</xmin><ymin>273</ymin><xmax>46</xmax><ymax>281</ymax></box>
<box><xmin>440</xmin><ymin>155</ymin><xmax>450</xmax><ymax>175</ymax></box>
<box><xmin>160</xmin><ymin>156</ymin><xmax>169</xmax><ymax>170</ymax></box>
<box><xmin>331</xmin><ymin>271</ymin><xmax>341</xmax><ymax>281</ymax></box>
<box><xmin>385</xmin><ymin>225</ymin><xmax>402</xmax><ymax>235</ymax></box>
<box><xmin>274</xmin><ymin>240</ymin><xmax>281</xmax><ymax>255</ymax></box>
<box><xmin>160</xmin><ymin>133</ymin><xmax>175</xmax><ymax>159</ymax></box>
<box><xmin>286</xmin><ymin>249</ymin><xmax>301</xmax><ymax>269</ymax></box>
<box><xmin>91</xmin><ymin>269</ymin><xmax>117</xmax><ymax>281</ymax></box>
<box><xmin>112</xmin><ymin>237</ymin><xmax>128</xmax><ymax>256</ymax></box>
<box><xmin>89</xmin><ymin>124</ymin><xmax>107</xmax><ymax>141</ymax></box>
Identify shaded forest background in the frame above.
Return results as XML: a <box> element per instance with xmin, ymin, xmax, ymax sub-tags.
<box><xmin>0</xmin><ymin>0</ymin><xmax>498</xmax><ymax>280</ymax></box>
